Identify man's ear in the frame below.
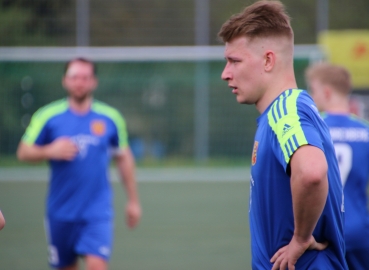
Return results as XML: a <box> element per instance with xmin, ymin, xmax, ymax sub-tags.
<box><xmin>61</xmin><ymin>77</ymin><xmax>67</xmax><ymax>91</ymax></box>
<box><xmin>264</xmin><ymin>51</ymin><xmax>275</xmax><ymax>72</ymax></box>
<box><xmin>91</xmin><ymin>78</ymin><xmax>98</xmax><ymax>92</ymax></box>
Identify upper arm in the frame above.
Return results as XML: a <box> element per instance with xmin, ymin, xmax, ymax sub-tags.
<box><xmin>17</xmin><ymin>141</ymin><xmax>30</xmax><ymax>154</ymax></box>
<box><xmin>290</xmin><ymin>145</ymin><xmax>328</xmax><ymax>184</ymax></box>
<box><xmin>268</xmin><ymin>91</ymin><xmax>324</xmax><ymax>173</ymax></box>
<box><xmin>17</xmin><ymin>108</ymin><xmax>53</xmax><ymax>160</ymax></box>
<box><xmin>114</xmin><ymin>147</ymin><xmax>135</xmax><ymax>171</ymax></box>
<box><xmin>16</xmin><ymin>140</ymin><xmax>43</xmax><ymax>161</ymax></box>
<box><xmin>22</xmin><ymin>110</ymin><xmax>50</xmax><ymax>146</ymax></box>
<box><xmin>0</xmin><ymin>211</ymin><xmax>5</xmax><ymax>230</ymax></box>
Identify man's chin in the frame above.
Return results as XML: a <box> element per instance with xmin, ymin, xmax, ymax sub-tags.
<box><xmin>236</xmin><ymin>97</ymin><xmax>253</xmax><ymax>105</ymax></box>
<box><xmin>70</xmin><ymin>94</ymin><xmax>91</xmax><ymax>103</ymax></box>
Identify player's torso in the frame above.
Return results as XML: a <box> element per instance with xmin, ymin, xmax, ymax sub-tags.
<box><xmin>250</xmin><ymin>112</ymin><xmax>295</xmax><ymax>267</ymax></box>
<box><xmin>47</xmin><ymin>110</ymin><xmax>115</xmax><ymax>161</ymax></box>
<box><xmin>45</xmin><ymin>108</ymin><xmax>119</xmax><ymax>220</ymax></box>
<box><xmin>249</xmin><ymin>90</ymin><xmax>347</xmax><ymax>269</ymax></box>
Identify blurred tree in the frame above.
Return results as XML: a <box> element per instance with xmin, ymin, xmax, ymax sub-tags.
<box><xmin>330</xmin><ymin>0</ymin><xmax>369</xmax><ymax>30</ymax></box>
<box><xmin>0</xmin><ymin>0</ymin><xmax>74</xmax><ymax>46</ymax></box>
<box><xmin>0</xmin><ymin>5</ymin><xmax>33</xmax><ymax>46</ymax></box>
<box><xmin>1</xmin><ymin>0</ymin><xmax>369</xmax><ymax>46</ymax></box>
<box><xmin>90</xmin><ymin>0</ymin><xmax>194</xmax><ymax>46</ymax></box>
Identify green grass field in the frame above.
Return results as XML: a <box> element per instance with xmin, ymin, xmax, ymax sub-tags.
<box><xmin>0</xmin><ymin>181</ymin><xmax>251</xmax><ymax>270</ymax></box>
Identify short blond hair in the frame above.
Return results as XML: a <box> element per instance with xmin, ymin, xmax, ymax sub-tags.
<box><xmin>305</xmin><ymin>62</ymin><xmax>352</xmax><ymax>96</ymax></box>
<box><xmin>218</xmin><ymin>0</ymin><xmax>293</xmax><ymax>43</ymax></box>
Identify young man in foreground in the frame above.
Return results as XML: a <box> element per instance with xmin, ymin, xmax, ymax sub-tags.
<box><xmin>219</xmin><ymin>1</ymin><xmax>347</xmax><ymax>269</ymax></box>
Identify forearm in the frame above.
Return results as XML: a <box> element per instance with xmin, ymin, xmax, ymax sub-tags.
<box><xmin>116</xmin><ymin>148</ymin><xmax>140</xmax><ymax>202</ymax></box>
<box><xmin>291</xmin><ymin>174</ymin><xmax>328</xmax><ymax>242</ymax></box>
<box><xmin>17</xmin><ymin>142</ymin><xmax>51</xmax><ymax>162</ymax></box>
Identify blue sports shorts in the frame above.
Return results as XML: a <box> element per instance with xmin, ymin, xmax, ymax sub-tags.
<box><xmin>44</xmin><ymin>217</ymin><xmax>113</xmax><ymax>268</ymax></box>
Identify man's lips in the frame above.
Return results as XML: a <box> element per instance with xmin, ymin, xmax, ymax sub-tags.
<box><xmin>230</xmin><ymin>86</ymin><xmax>238</xmax><ymax>94</ymax></box>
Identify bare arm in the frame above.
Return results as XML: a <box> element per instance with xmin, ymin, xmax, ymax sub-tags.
<box><xmin>0</xmin><ymin>210</ymin><xmax>5</xmax><ymax>230</ymax></box>
<box><xmin>271</xmin><ymin>145</ymin><xmax>329</xmax><ymax>270</ymax></box>
<box><xmin>17</xmin><ymin>137</ymin><xmax>78</xmax><ymax>162</ymax></box>
<box><xmin>115</xmin><ymin>147</ymin><xmax>141</xmax><ymax>229</ymax></box>
<box><xmin>290</xmin><ymin>145</ymin><xmax>328</xmax><ymax>243</ymax></box>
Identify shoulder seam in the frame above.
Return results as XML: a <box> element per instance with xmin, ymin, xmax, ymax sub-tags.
<box><xmin>22</xmin><ymin>99</ymin><xmax>68</xmax><ymax>144</ymax></box>
<box><xmin>91</xmin><ymin>100</ymin><xmax>121</xmax><ymax>119</ymax></box>
<box><xmin>34</xmin><ymin>99</ymin><xmax>68</xmax><ymax>118</ymax></box>
<box><xmin>267</xmin><ymin>89</ymin><xmax>302</xmax><ymax>124</ymax></box>
<box><xmin>349</xmin><ymin>114</ymin><xmax>369</xmax><ymax>128</ymax></box>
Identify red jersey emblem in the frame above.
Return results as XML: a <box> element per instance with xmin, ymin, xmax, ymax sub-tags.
<box><xmin>251</xmin><ymin>141</ymin><xmax>258</xmax><ymax>166</ymax></box>
<box><xmin>91</xmin><ymin>120</ymin><xmax>106</xmax><ymax>136</ymax></box>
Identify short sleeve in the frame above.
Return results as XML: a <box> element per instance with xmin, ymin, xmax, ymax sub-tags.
<box><xmin>267</xmin><ymin>90</ymin><xmax>324</xmax><ymax>170</ymax></box>
<box><xmin>22</xmin><ymin>110</ymin><xmax>50</xmax><ymax>146</ymax></box>
<box><xmin>21</xmin><ymin>99</ymin><xmax>68</xmax><ymax>146</ymax></box>
<box><xmin>111</xmin><ymin>112</ymin><xmax>129</xmax><ymax>149</ymax></box>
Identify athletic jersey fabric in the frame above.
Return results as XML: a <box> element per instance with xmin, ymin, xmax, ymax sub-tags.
<box><xmin>22</xmin><ymin>99</ymin><xmax>128</xmax><ymax>221</ymax></box>
<box><xmin>322</xmin><ymin>113</ymin><xmax>369</xmax><ymax>251</ymax></box>
<box><xmin>249</xmin><ymin>89</ymin><xmax>347</xmax><ymax>269</ymax></box>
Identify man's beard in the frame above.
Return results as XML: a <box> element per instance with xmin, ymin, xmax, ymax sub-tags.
<box><xmin>70</xmin><ymin>92</ymin><xmax>91</xmax><ymax>103</ymax></box>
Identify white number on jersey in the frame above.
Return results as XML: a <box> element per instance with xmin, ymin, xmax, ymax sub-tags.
<box><xmin>334</xmin><ymin>143</ymin><xmax>353</xmax><ymax>187</ymax></box>
<box><xmin>48</xmin><ymin>245</ymin><xmax>59</xmax><ymax>265</ymax></box>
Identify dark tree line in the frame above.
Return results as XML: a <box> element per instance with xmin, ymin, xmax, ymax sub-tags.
<box><xmin>0</xmin><ymin>0</ymin><xmax>369</xmax><ymax>46</ymax></box>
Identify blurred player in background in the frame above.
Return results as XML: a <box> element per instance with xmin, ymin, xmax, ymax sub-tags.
<box><xmin>219</xmin><ymin>1</ymin><xmax>347</xmax><ymax>269</ymax></box>
<box><xmin>0</xmin><ymin>210</ymin><xmax>5</xmax><ymax>230</ymax></box>
<box><xmin>306</xmin><ymin>62</ymin><xmax>369</xmax><ymax>270</ymax></box>
<box><xmin>17</xmin><ymin>58</ymin><xmax>141</xmax><ymax>270</ymax></box>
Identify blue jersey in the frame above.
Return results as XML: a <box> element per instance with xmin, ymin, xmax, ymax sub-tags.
<box><xmin>322</xmin><ymin>113</ymin><xmax>369</xmax><ymax>251</ymax></box>
<box><xmin>22</xmin><ymin>99</ymin><xmax>129</xmax><ymax>221</ymax></box>
<box><xmin>250</xmin><ymin>89</ymin><xmax>347</xmax><ymax>269</ymax></box>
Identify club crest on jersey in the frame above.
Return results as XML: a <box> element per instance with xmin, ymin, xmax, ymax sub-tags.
<box><xmin>91</xmin><ymin>120</ymin><xmax>106</xmax><ymax>136</ymax></box>
<box><xmin>251</xmin><ymin>141</ymin><xmax>258</xmax><ymax>165</ymax></box>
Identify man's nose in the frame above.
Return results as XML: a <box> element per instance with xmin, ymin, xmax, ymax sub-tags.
<box><xmin>221</xmin><ymin>64</ymin><xmax>231</xmax><ymax>81</ymax></box>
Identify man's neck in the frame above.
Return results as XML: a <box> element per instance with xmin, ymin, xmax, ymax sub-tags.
<box><xmin>325</xmin><ymin>97</ymin><xmax>350</xmax><ymax>115</ymax></box>
<box><xmin>256</xmin><ymin>76</ymin><xmax>297</xmax><ymax>114</ymax></box>
<box><xmin>68</xmin><ymin>96</ymin><xmax>93</xmax><ymax>114</ymax></box>
<box><xmin>325</xmin><ymin>105</ymin><xmax>350</xmax><ymax>115</ymax></box>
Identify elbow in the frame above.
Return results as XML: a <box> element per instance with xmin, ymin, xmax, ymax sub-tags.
<box><xmin>0</xmin><ymin>214</ymin><xmax>5</xmax><ymax>231</ymax></box>
<box><xmin>16</xmin><ymin>148</ymin><xmax>26</xmax><ymax>161</ymax></box>
<box><xmin>17</xmin><ymin>144</ymin><xmax>44</xmax><ymax>163</ymax></box>
<box><xmin>16</xmin><ymin>143</ymin><xmax>32</xmax><ymax>162</ymax></box>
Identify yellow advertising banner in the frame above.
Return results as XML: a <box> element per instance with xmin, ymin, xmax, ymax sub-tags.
<box><xmin>318</xmin><ymin>30</ymin><xmax>369</xmax><ymax>89</ymax></box>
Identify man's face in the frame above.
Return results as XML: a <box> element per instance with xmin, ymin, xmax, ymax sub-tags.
<box><xmin>63</xmin><ymin>61</ymin><xmax>97</xmax><ymax>101</ymax></box>
<box><xmin>308</xmin><ymin>78</ymin><xmax>326</xmax><ymax>112</ymax></box>
<box><xmin>221</xmin><ymin>36</ymin><xmax>265</xmax><ymax>105</ymax></box>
